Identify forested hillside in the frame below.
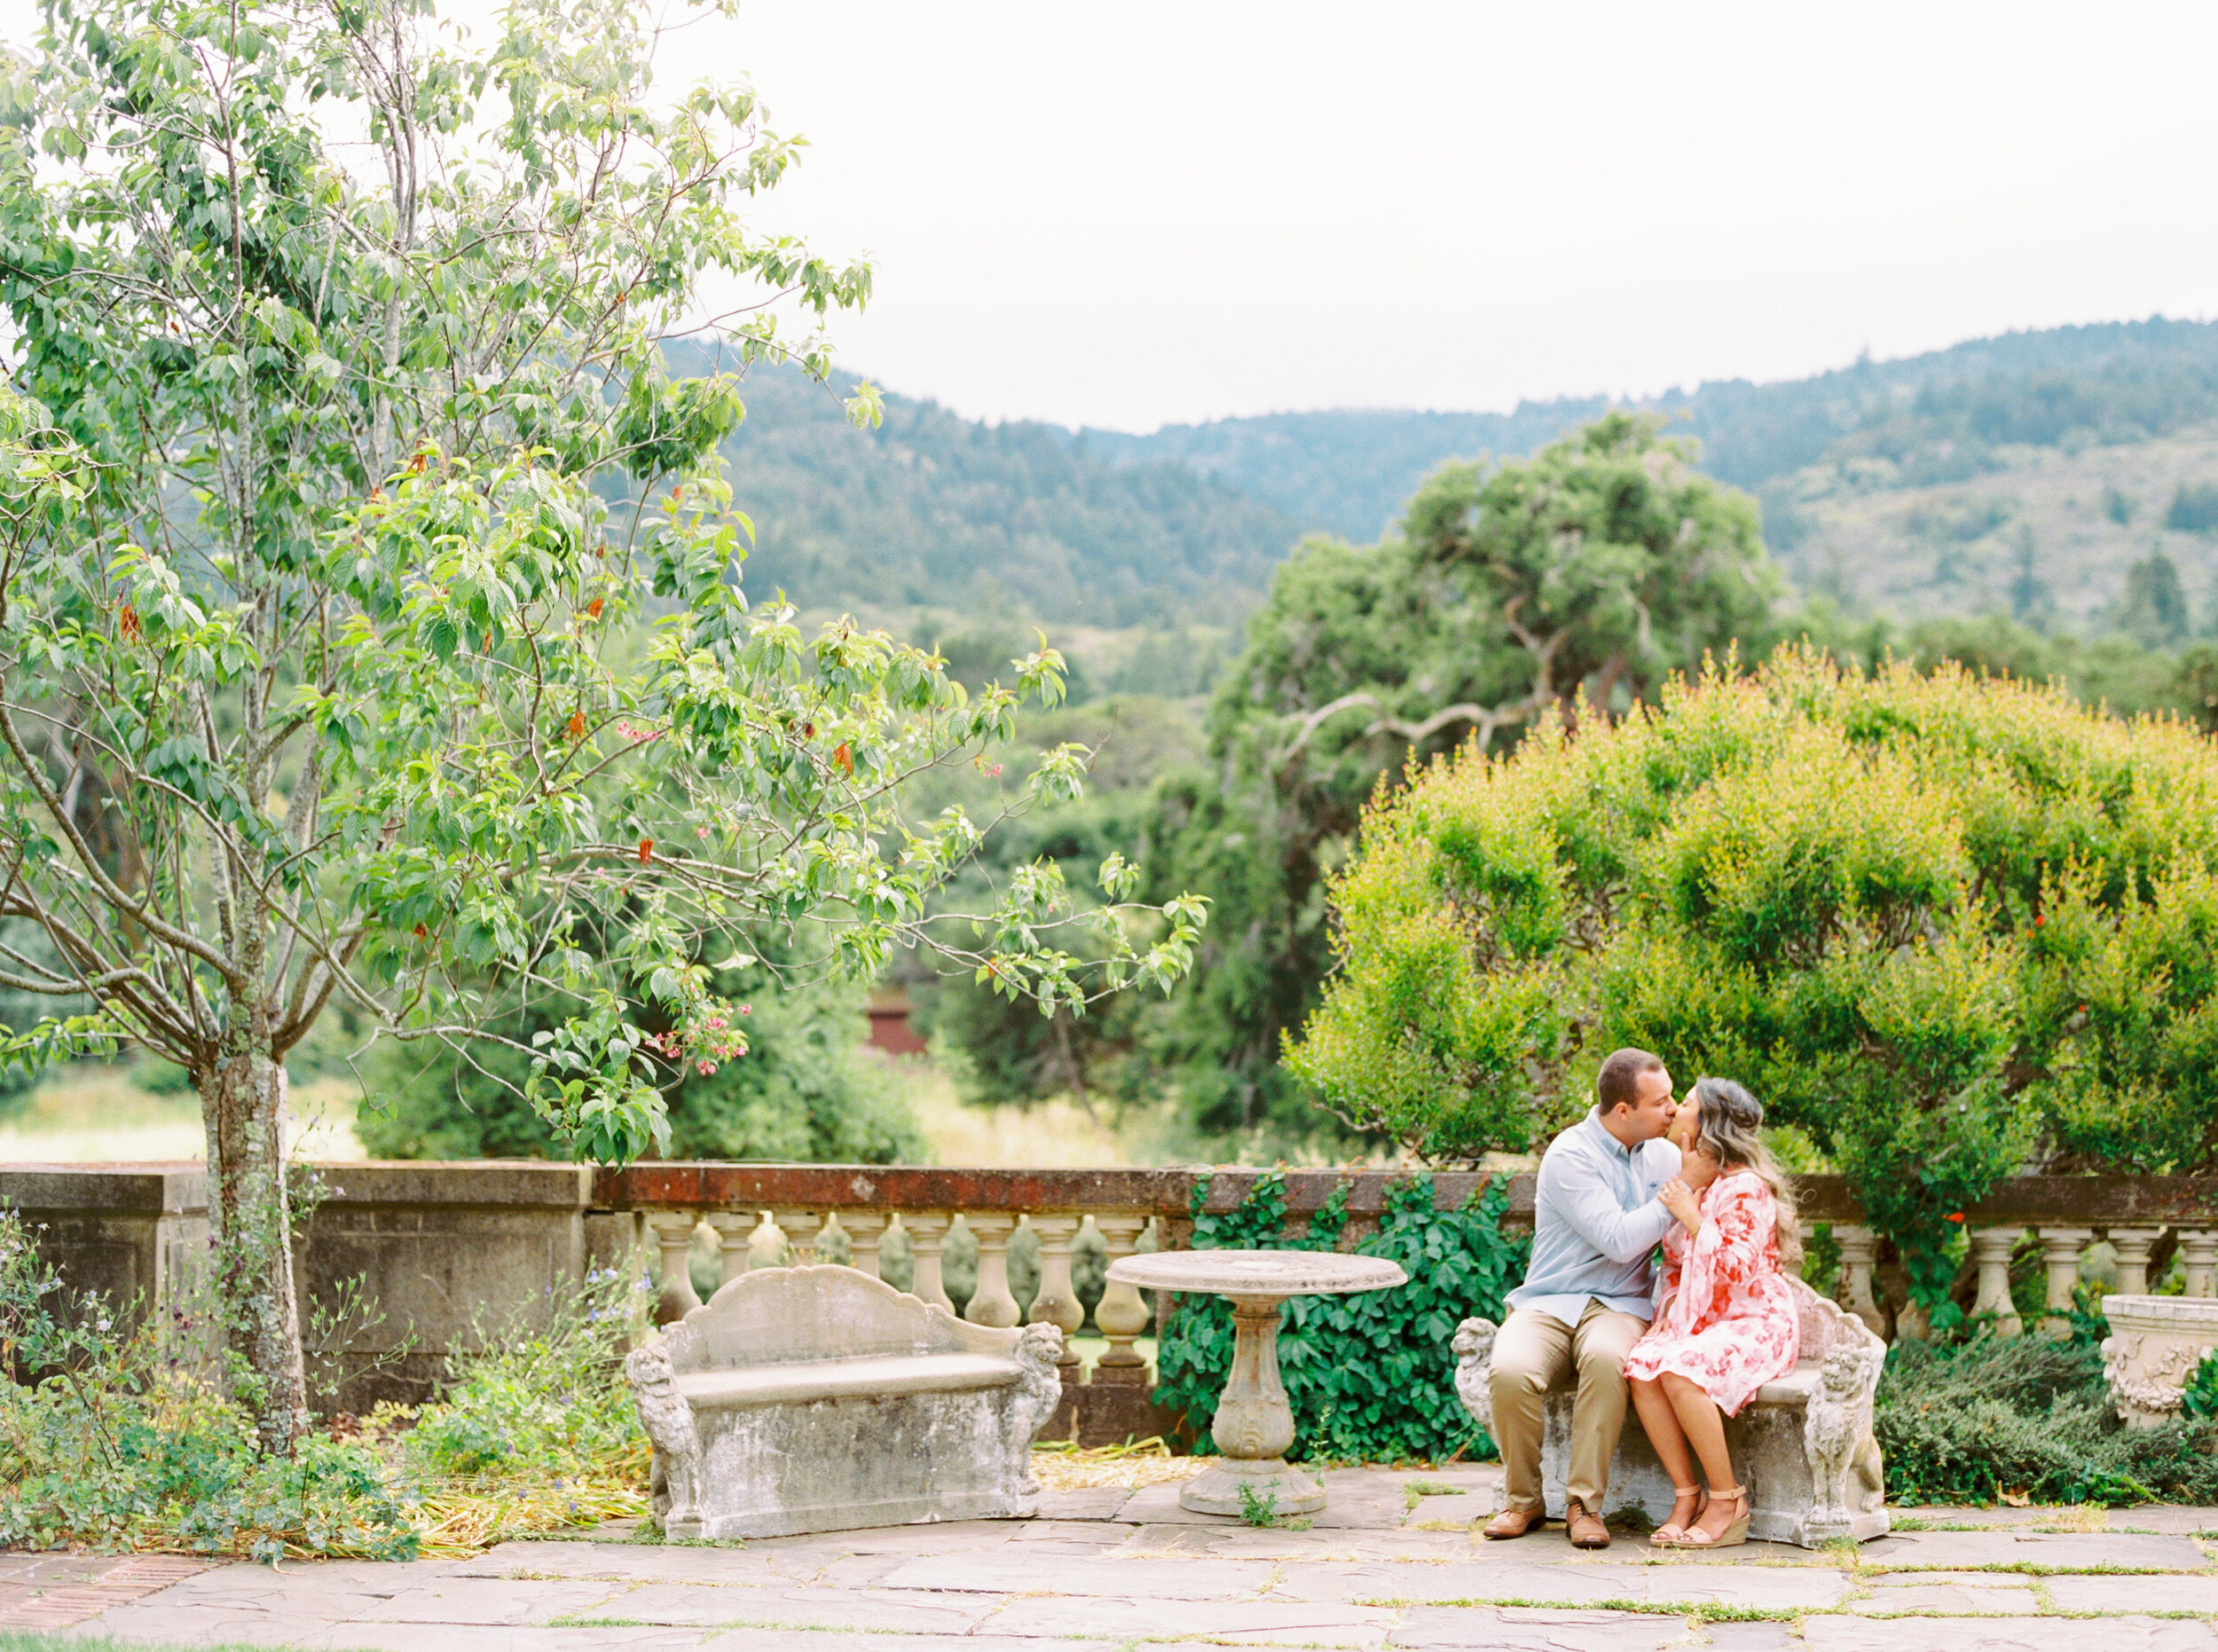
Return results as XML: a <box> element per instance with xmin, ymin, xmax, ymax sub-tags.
<box><xmin>676</xmin><ymin>345</ymin><xmax>1297</xmax><ymax>628</ymax></box>
<box><xmin>1085</xmin><ymin>318</ymin><xmax>2218</xmax><ymax>539</ymax></box>
<box><xmin>706</xmin><ymin>319</ymin><xmax>2218</xmax><ymax>637</ymax></box>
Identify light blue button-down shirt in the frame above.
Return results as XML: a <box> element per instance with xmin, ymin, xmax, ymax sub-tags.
<box><xmin>1506</xmin><ymin>1106</ymin><xmax>1681</xmax><ymax>1325</ymax></box>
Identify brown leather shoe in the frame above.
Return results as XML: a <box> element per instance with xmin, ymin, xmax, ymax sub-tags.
<box><xmin>1564</xmin><ymin>1496</ymin><xmax>1611</xmax><ymax>1549</ymax></box>
<box><xmin>1482</xmin><ymin>1503</ymin><xmax>1543</xmax><ymax>1540</ymax></box>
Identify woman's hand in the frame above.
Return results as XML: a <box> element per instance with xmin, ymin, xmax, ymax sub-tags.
<box><xmin>1659</xmin><ymin>1176</ymin><xmax>1703</xmax><ymax>1234</ymax></box>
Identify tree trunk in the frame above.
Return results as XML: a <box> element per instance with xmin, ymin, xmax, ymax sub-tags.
<box><xmin>202</xmin><ymin>1050</ymin><xmax>310</xmax><ymax>1455</ymax></box>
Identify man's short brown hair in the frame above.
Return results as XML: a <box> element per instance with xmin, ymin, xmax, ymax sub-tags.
<box><xmin>1596</xmin><ymin>1047</ymin><xmax>1665</xmax><ymax>1113</ymax></box>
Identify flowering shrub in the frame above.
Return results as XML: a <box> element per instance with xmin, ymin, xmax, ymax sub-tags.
<box><xmin>1290</xmin><ymin>649</ymin><xmax>2218</xmax><ymax>1315</ymax></box>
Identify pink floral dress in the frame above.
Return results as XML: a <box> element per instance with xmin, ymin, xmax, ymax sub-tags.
<box><xmin>1621</xmin><ymin>1171</ymin><xmax>1800</xmax><ymax>1417</ymax></box>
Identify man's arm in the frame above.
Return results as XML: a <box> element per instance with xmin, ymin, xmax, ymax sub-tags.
<box><xmin>1544</xmin><ymin>1145</ymin><xmax>1677</xmax><ymax>1263</ymax></box>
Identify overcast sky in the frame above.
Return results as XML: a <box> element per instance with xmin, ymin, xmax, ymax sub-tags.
<box><xmin>5</xmin><ymin>0</ymin><xmax>2212</xmax><ymax>431</ymax></box>
<box><xmin>699</xmin><ymin>0</ymin><xmax>2218</xmax><ymax>431</ymax></box>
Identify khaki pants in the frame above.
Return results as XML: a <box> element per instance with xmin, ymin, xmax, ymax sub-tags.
<box><xmin>1488</xmin><ymin>1299</ymin><xmax>1649</xmax><ymax>1514</ymax></box>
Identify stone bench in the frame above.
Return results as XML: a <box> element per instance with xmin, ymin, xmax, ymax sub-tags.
<box><xmin>1452</xmin><ymin>1276</ymin><xmax>1890</xmax><ymax>1547</ymax></box>
<box><xmin>626</xmin><ymin>1264</ymin><xmax>1065</xmax><ymax>1539</ymax></box>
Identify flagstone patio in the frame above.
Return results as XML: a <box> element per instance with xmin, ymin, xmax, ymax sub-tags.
<box><xmin>13</xmin><ymin>1465</ymin><xmax>2218</xmax><ymax>1650</ymax></box>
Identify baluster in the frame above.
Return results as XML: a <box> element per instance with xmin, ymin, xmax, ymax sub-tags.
<box><xmin>1834</xmin><ymin>1223</ymin><xmax>1886</xmax><ymax>1338</ymax></box>
<box><xmin>647</xmin><ymin>1211</ymin><xmax>704</xmax><ymax>1326</ymax></box>
<box><xmin>706</xmin><ymin>1211</ymin><xmax>754</xmax><ymax>1293</ymax></box>
<box><xmin>1969</xmin><ymin>1225</ymin><xmax>2025</xmax><ymax>1337</ymax></box>
<box><xmin>963</xmin><ymin>1212</ymin><xmax>1022</xmax><ymax>1326</ymax></box>
<box><xmin>2179</xmin><ymin>1231</ymin><xmax>2218</xmax><ymax>1299</ymax></box>
<box><xmin>2037</xmin><ymin>1226</ymin><xmax>2094</xmax><ymax>1335</ymax></box>
<box><xmin>1026</xmin><ymin>1214</ymin><xmax>1084</xmax><ymax>1375</ymax></box>
<box><xmin>2109</xmin><ymin>1226</ymin><xmax>2163</xmax><ymax>1297</ymax></box>
<box><xmin>775</xmin><ymin>1208</ymin><xmax>825</xmax><ymax>1266</ymax></box>
<box><xmin>901</xmin><ymin>1211</ymin><xmax>956</xmax><ymax>1311</ymax></box>
<box><xmin>841</xmin><ymin>1210</ymin><xmax>890</xmax><ymax>1278</ymax></box>
<box><xmin>1091</xmin><ymin>1212</ymin><xmax>1152</xmax><ymax>1373</ymax></box>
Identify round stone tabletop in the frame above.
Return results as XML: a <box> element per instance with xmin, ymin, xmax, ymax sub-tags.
<box><xmin>1106</xmin><ymin>1248</ymin><xmax>1407</xmax><ymax>1296</ymax></box>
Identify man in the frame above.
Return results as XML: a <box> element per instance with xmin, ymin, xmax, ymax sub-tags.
<box><xmin>1484</xmin><ymin>1047</ymin><xmax>1681</xmax><ymax>1550</ymax></box>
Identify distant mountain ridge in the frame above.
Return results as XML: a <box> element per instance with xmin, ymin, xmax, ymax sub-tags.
<box><xmin>677</xmin><ymin>342</ymin><xmax>1296</xmax><ymax>631</ymax></box>
<box><xmin>1076</xmin><ymin>317</ymin><xmax>2218</xmax><ymax>545</ymax></box>
<box><xmin>694</xmin><ymin>318</ymin><xmax>2218</xmax><ymax>632</ymax></box>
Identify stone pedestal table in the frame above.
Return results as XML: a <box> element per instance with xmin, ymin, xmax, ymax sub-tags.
<box><xmin>1106</xmin><ymin>1248</ymin><xmax>1406</xmax><ymax>1516</ymax></box>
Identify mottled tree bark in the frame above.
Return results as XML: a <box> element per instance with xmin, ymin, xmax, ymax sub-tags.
<box><xmin>202</xmin><ymin>1050</ymin><xmax>309</xmax><ymax>1456</ymax></box>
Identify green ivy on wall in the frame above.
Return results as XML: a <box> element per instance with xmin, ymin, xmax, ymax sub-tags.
<box><xmin>1152</xmin><ymin>1171</ymin><xmax>1529</xmax><ymax>1463</ymax></box>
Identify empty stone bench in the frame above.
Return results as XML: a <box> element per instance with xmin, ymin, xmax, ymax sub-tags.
<box><xmin>626</xmin><ymin>1263</ymin><xmax>1065</xmax><ymax>1539</ymax></box>
<box><xmin>1452</xmin><ymin>1276</ymin><xmax>1890</xmax><ymax>1546</ymax></box>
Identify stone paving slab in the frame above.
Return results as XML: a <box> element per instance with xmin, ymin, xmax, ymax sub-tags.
<box><xmin>573</xmin><ymin>1579</ymin><xmax>1009</xmax><ymax>1633</ymax></box>
<box><xmin>1800</xmin><ymin>1616</ymin><xmax>2218</xmax><ymax>1651</ymax></box>
<box><xmin>1849</xmin><ymin>1581</ymin><xmax>2047</xmax><ymax>1614</ymax></box>
<box><xmin>877</xmin><ymin>1549</ymin><xmax>1279</xmax><ymax>1598</ymax></box>
<box><xmin>1404</xmin><ymin>1492</ymin><xmax>1490</xmax><ymax>1528</ymax></box>
<box><xmin>346</xmin><ymin>1578</ymin><xmax>630</xmax><ymax>1624</ymax></box>
<box><xmin>448</xmin><ymin>1541</ymin><xmax>791</xmax><ymax>1584</ymax></box>
<box><xmin>1029</xmin><ymin>1487</ymin><xmax>1133</xmax><ymax>1522</ymax></box>
<box><xmin>51</xmin><ymin>1603</ymin><xmax>333</xmax><ymax>1648</ymax></box>
<box><xmin>1866</xmin><ymin>1568</ymin><xmax>2060</xmax><ymax>1587</ymax></box>
<box><xmin>1395</xmin><ymin>1604</ymin><xmax>1803</xmax><ymax>1651</ymax></box>
<box><xmin>1113</xmin><ymin>1522</ymin><xmax>1475</xmax><ymax>1561</ymax></box>
<box><xmin>62</xmin><ymin>1605</ymin><xmax>710</xmax><ymax>1650</ymax></box>
<box><xmin>1262</xmin><ymin>1556</ymin><xmax>1657</xmax><ymax>1605</ymax></box>
<box><xmin>696</xmin><ymin>1637</ymin><xmax>1131</xmax><ymax>1652</ymax></box>
<box><xmin>1863</xmin><ymin>1529</ymin><xmax>2213</xmax><ymax>1570</ymax></box>
<box><xmin>1640</xmin><ymin>1563</ymin><xmax>1852</xmax><ymax>1609</ymax></box>
<box><xmin>1005</xmin><ymin>1517</ymin><xmax>1135</xmax><ymax>1541</ymax></box>
<box><xmin>1901</xmin><ymin>1505</ymin><xmax>2218</xmax><ymax>1535</ymax></box>
<box><xmin>26</xmin><ymin>1483</ymin><xmax>2218</xmax><ymax>1649</ymax></box>
<box><xmin>2046</xmin><ymin>1572</ymin><xmax>2218</xmax><ymax>1612</ymax></box>
<box><xmin>983</xmin><ymin>1592</ymin><xmax>1398</xmax><ymax>1647</ymax></box>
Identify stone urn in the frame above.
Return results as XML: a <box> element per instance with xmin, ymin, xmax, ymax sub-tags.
<box><xmin>2099</xmin><ymin>1294</ymin><xmax>2218</xmax><ymax>1428</ymax></box>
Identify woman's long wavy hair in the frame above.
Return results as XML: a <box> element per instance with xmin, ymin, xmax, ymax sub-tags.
<box><xmin>1690</xmin><ymin>1076</ymin><xmax>1801</xmax><ymax>1269</ymax></box>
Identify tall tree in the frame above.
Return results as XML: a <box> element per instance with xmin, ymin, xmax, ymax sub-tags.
<box><xmin>0</xmin><ymin>0</ymin><xmax>1199</xmax><ymax>1451</ymax></box>
<box><xmin>2113</xmin><ymin>550</ymin><xmax>2190</xmax><ymax>650</ymax></box>
<box><xmin>1138</xmin><ymin>413</ymin><xmax>1778</xmax><ymax>1144</ymax></box>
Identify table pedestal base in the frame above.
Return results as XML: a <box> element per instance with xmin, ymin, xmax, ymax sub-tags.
<box><xmin>1178</xmin><ymin>1455</ymin><xmax>1325</xmax><ymax>1517</ymax></box>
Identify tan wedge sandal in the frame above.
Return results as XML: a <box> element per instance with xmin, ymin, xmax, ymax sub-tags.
<box><xmin>1650</xmin><ymin>1484</ymin><xmax>1707</xmax><ymax>1545</ymax></box>
<box><xmin>1665</xmin><ymin>1483</ymin><xmax>1750</xmax><ymax>1549</ymax></box>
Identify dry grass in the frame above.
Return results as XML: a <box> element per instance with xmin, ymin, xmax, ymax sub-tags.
<box><xmin>0</xmin><ymin>1066</ymin><xmax>365</xmax><ymax>1163</ymax></box>
<box><xmin>1030</xmin><ymin>1437</ymin><xmax>1200</xmax><ymax>1491</ymax></box>
<box><xmin>407</xmin><ymin>1473</ymin><xmax>650</xmax><ymax>1557</ymax></box>
<box><xmin>893</xmin><ymin>1054</ymin><xmax>1181</xmax><ymax>1167</ymax></box>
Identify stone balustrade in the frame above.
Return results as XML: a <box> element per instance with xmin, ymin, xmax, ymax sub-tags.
<box><xmin>4</xmin><ymin>1163</ymin><xmax>2214</xmax><ymax>1420</ymax></box>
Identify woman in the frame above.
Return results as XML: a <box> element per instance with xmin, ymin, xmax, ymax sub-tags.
<box><xmin>1623</xmin><ymin>1076</ymin><xmax>1801</xmax><ymax>1548</ymax></box>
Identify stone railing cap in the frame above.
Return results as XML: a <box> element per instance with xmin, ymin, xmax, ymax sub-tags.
<box><xmin>0</xmin><ymin>1163</ymin><xmax>207</xmax><ymax>1213</ymax></box>
<box><xmin>1109</xmin><ymin>1249</ymin><xmax>1408</xmax><ymax>1295</ymax></box>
